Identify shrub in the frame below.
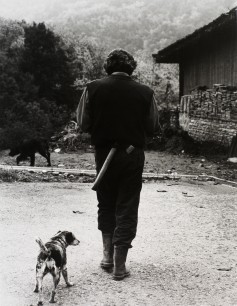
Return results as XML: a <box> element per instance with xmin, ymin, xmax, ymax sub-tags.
<box><xmin>0</xmin><ymin>99</ymin><xmax>70</xmax><ymax>149</ymax></box>
<box><xmin>0</xmin><ymin>169</ymin><xmax>19</xmax><ymax>182</ymax></box>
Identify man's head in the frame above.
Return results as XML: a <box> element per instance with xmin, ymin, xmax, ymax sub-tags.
<box><xmin>104</xmin><ymin>49</ymin><xmax>137</xmax><ymax>76</ymax></box>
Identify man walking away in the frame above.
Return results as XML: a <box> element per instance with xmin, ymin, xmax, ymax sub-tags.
<box><xmin>77</xmin><ymin>49</ymin><xmax>159</xmax><ymax>280</ymax></box>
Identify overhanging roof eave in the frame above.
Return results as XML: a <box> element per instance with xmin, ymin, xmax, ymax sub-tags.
<box><xmin>152</xmin><ymin>6</ymin><xmax>237</xmax><ymax>64</ymax></box>
<box><xmin>152</xmin><ymin>53</ymin><xmax>181</xmax><ymax>64</ymax></box>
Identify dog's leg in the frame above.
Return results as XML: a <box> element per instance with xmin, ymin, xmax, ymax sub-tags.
<box><xmin>36</xmin><ymin>276</ymin><xmax>44</xmax><ymax>306</ymax></box>
<box><xmin>62</xmin><ymin>266</ymin><xmax>74</xmax><ymax>287</ymax></box>
<box><xmin>34</xmin><ymin>262</ymin><xmax>47</xmax><ymax>306</ymax></box>
<box><xmin>34</xmin><ymin>275</ymin><xmax>39</xmax><ymax>293</ymax></box>
<box><xmin>30</xmin><ymin>153</ymin><xmax>35</xmax><ymax>166</ymax></box>
<box><xmin>46</xmin><ymin>152</ymin><xmax>51</xmax><ymax>167</ymax></box>
<box><xmin>17</xmin><ymin>153</ymin><xmax>28</xmax><ymax>165</ymax></box>
<box><xmin>39</xmin><ymin>149</ymin><xmax>51</xmax><ymax>167</ymax></box>
<box><xmin>49</xmin><ymin>268</ymin><xmax>61</xmax><ymax>304</ymax></box>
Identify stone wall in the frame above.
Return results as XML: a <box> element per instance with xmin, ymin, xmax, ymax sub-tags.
<box><xmin>179</xmin><ymin>87</ymin><xmax>237</xmax><ymax>147</ymax></box>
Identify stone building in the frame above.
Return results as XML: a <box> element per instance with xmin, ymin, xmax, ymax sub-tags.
<box><xmin>153</xmin><ymin>7</ymin><xmax>237</xmax><ymax>148</ymax></box>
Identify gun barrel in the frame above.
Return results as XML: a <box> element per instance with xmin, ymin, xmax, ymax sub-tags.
<box><xmin>92</xmin><ymin>147</ymin><xmax>117</xmax><ymax>191</ymax></box>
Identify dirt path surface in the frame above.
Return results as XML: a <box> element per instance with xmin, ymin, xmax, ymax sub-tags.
<box><xmin>1</xmin><ymin>181</ymin><xmax>237</xmax><ymax>306</ymax></box>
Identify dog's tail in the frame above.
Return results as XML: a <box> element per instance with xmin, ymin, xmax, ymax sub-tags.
<box><xmin>35</xmin><ymin>237</ymin><xmax>50</xmax><ymax>255</ymax></box>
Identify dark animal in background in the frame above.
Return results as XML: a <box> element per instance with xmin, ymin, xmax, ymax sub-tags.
<box><xmin>34</xmin><ymin>231</ymin><xmax>80</xmax><ymax>305</ymax></box>
<box><xmin>9</xmin><ymin>138</ymin><xmax>51</xmax><ymax>166</ymax></box>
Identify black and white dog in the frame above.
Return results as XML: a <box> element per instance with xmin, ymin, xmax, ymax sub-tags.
<box><xmin>34</xmin><ymin>231</ymin><xmax>80</xmax><ymax>305</ymax></box>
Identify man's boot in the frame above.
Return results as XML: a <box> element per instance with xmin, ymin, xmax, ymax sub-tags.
<box><xmin>113</xmin><ymin>246</ymin><xmax>130</xmax><ymax>280</ymax></box>
<box><xmin>100</xmin><ymin>233</ymin><xmax>114</xmax><ymax>269</ymax></box>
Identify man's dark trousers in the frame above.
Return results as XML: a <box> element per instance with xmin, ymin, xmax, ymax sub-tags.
<box><xmin>95</xmin><ymin>147</ymin><xmax>145</xmax><ymax>248</ymax></box>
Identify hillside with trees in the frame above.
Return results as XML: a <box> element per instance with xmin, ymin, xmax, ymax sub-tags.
<box><xmin>1</xmin><ymin>0</ymin><xmax>237</xmax><ymax>53</ymax></box>
<box><xmin>53</xmin><ymin>0</ymin><xmax>237</xmax><ymax>53</ymax></box>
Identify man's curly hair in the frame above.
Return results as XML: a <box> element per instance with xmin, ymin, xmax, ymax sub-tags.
<box><xmin>104</xmin><ymin>49</ymin><xmax>137</xmax><ymax>76</ymax></box>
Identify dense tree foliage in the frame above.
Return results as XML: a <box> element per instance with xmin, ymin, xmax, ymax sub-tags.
<box><xmin>56</xmin><ymin>29</ymin><xmax>106</xmax><ymax>88</ymax></box>
<box><xmin>133</xmin><ymin>50</ymin><xmax>179</xmax><ymax>109</ymax></box>
<box><xmin>21</xmin><ymin>23</ymin><xmax>78</xmax><ymax>107</ymax></box>
<box><xmin>0</xmin><ymin>19</ymin><xmax>105</xmax><ymax>149</ymax></box>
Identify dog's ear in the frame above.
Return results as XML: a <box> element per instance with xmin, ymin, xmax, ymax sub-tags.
<box><xmin>52</xmin><ymin>230</ymin><xmax>61</xmax><ymax>238</ymax></box>
<box><xmin>65</xmin><ymin>232</ymin><xmax>75</xmax><ymax>244</ymax></box>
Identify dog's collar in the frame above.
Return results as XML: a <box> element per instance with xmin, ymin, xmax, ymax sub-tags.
<box><xmin>111</xmin><ymin>72</ymin><xmax>130</xmax><ymax>77</ymax></box>
<box><xmin>51</xmin><ymin>236</ymin><xmax>68</xmax><ymax>248</ymax></box>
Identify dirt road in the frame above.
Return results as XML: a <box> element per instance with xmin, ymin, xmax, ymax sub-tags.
<box><xmin>0</xmin><ymin>181</ymin><xmax>237</xmax><ymax>306</ymax></box>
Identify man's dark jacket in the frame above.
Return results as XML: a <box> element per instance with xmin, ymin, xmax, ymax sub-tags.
<box><xmin>86</xmin><ymin>74</ymin><xmax>154</xmax><ymax>148</ymax></box>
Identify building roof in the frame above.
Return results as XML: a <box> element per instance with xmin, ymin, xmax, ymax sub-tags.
<box><xmin>153</xmin><ymin>6</ymin><xmax>237</xmax><ymax>63</ymax></box>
